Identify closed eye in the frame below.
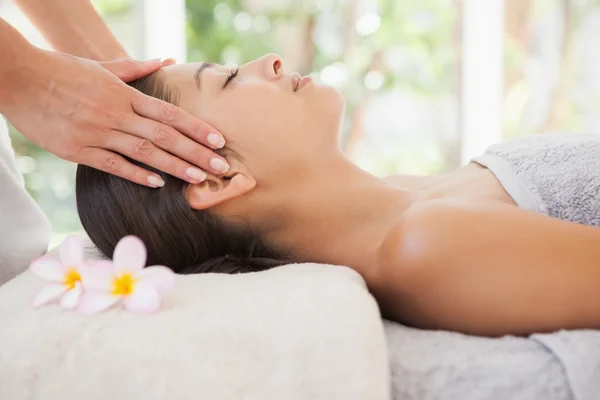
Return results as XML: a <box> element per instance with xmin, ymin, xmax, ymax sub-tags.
<box><xmin>223</xmin><ymin>68</ymin><xmax>239</xmax><ymax>89</ymax></box>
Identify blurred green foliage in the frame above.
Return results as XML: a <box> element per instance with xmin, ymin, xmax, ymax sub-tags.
<box><xmin>6</xmin><ymin>0</ymin><xmax>600</xmax><ymax>241</ymax></box>
<box><xmin>92</xmin><ymin>0</ymin><xmax>132</xmax><ymax>17</ymax></box>
<box><xmin>7</xmin><ymin>0</ymin><xmax>458</xmax><ymax>239</ymax></box>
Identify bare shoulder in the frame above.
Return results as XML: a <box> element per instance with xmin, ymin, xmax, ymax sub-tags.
<box><xmin>372</xmin><ymin>201</ymin><xmax>527</xmax><ymax>327</ymax></box>
<box><xmin>377</xmin><ymin>199</ymin><xmax>557</xmax><ymax>269</ymax></box>
<box><xmin>372</xmin><ymin>200</ymin><xmax>473</xmax><ymax>322</ymax></box>
<box><xmin>377</xmin><ymin>200</ymin><xmax>474</xmax><ymax>269</ymax></box>
<box><xmin>372</xmin><ymin>199</ymin><xmax>600</xmax><ymax>335</ymax></box>
<box><xmin>377</xmin><ymin>197</ymin><xmax>600</xmax><ymax>285</ymax></box>
<box><xmin>374</xmin><ymin>199</ymin><xmax>529</xmax><ymax>290</ymax></box>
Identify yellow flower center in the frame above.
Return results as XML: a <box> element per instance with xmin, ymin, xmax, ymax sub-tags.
<box><xmin>112</xmin><ymin>273</ymin><xmax>136</xmax><ymax>296</ymax></box>
<box><xmin>63</xmin><ymin>267</ymin><xmax>81</xmax><ymax>290</ymax></box>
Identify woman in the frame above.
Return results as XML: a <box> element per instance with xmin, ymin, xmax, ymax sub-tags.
<box><xmin>76</xmin><ymin>54</ymin><xmax>600</xmax><ymax>337</ymax></box>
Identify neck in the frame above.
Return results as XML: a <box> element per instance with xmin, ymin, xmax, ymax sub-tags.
<box><xmin>249</xmin><ymin>153</ymin><xmax>416</xmax><ymax>278</ymax></box>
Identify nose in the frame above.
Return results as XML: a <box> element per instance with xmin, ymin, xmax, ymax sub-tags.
<box><xmin>261</xmin><ymin>53</ymin><xmax>284</xmax><ymax>80</ymax></box>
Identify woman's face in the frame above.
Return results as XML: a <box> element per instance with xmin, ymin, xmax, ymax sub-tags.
<box><xmin>161</xmin><ymin>54</ymin><xmax>345</xmax><ymax>177</ymax></box>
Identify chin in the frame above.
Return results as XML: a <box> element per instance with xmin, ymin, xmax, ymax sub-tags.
<box><xmin>313</xmin><ymin>85</ymin><xmax>345</xmax><ymax>117</ymax></box>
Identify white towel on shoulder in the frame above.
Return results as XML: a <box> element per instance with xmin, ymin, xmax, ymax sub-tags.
<box><xmin>0</xmin><ymin>116</ymin><xmax>50</xmax><ymax>286</ymax></box>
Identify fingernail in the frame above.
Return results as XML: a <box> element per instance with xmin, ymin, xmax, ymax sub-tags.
<box><xmin>186</xmin><ymin>167</ymin><xmax>207</xmax><ymax>182</ymax></box>
<box><xmin>207</xmin><ymin>133</ymin><xmax>225</xmax><ymax>149</ymax></box>
<box><xmin>160</xmin><ymin>57</ymin><xmax>176</xmax><ymax>65</ymax></box>
<box><xmin>210</xmin><ymin>157</ymin><xmax>230</xmax><ymax>174</ymax></box>
<box><xmin>147</xmin><ymin>175</ymin><xmax>165</xmax><ymax>187</ymax></box>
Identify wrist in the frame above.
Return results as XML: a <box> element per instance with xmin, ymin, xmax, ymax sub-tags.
<box><xmin>99</xmin><ymin>49</ymin><xmax>130</xmax><ymax>62</ymax></box>
<box><xmin>0</xmin><ymin>46</ymin><xmax>48</xmax><ymax>111</ymax></box>
<box><xmin>0</xmin><ymin>30</ymin><xmax>40</xmax><ymax>111</ymax></box>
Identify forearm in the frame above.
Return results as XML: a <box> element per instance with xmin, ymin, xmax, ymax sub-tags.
<box><xmin>0</xmin><ymin>18</ymin><xmax>40</xmax><ymax>110</ymax></box>
<box><xmin>14</xmin><ymin>0</ymin><xmax>127</xmax><ymax>60</ymax></box>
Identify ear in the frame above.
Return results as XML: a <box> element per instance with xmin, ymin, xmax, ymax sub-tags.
<box><xmin>186</xmin><ymin>171</ymin><xmax>256</xmax><ymax>210</ymax></box>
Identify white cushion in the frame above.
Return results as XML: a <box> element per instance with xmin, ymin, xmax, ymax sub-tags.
<box><xmin>0</xmin><ymin>263</ymin><xmax>390</xmax><ymax>400</ymax></box>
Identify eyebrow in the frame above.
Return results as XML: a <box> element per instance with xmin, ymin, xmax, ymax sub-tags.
<box><xmin>194</xmin><ymin>62</ymin><xmax>216</xmax><ymax>90</ymax></box>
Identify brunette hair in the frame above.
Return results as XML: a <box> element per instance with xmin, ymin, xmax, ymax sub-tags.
<box><xmin>76</xmin><ymin>72</ymin><xmax>289</xmax><ymax>274</ymax></box>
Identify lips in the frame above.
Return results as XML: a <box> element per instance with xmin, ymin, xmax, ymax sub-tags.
<box><xmin>292</xmin><ymin>72</ymin><xmax>301</xmax><ymax>92</ymax></box>
<box><xmin>297</xmin><ymin>75</ymin><xmax>312</xmax><ymax>91</ymax></box>
<box><xmin>292</xmin><ymin>72</ymin><xmax>312</xmax><ymax>92</ymax></box>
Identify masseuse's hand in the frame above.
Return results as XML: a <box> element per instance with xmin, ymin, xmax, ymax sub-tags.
<box><xmin>2</xmin><ymin>49</ymin><xmax>229</xmax><ymax>187</ymax></box>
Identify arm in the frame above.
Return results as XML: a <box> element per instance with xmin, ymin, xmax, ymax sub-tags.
<box><xmin>0</xmin><ymin>17</ymin><xmax>38</xmax><ymax>106</ymax></box>
<box><xmin>374</xmin><ymin>201</ymin><xmax>600</xmax><ymax>336</ymax></box>
<box><xmin>14</xmin><ymin>0</ymin><xmax>127</xmax><ymax>60</ymax></box>
<box><xmin>0</xmin><ymin>17</ymin><xmax>228</xmax><ymax>187</ymax></box>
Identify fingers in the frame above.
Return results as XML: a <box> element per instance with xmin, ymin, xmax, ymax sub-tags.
<box><xmin>160</xmin><ymin>58</ymin><xmax>176</xmax><ymax>67</ymax></box>
<box><xmin>129</xmin><ymin>90</ymin><xmax>227</xmax><ymax>152</ymax></box>
<box><xmin>117</xmin><ymin>114</ymin><xmax>229</xmax><ymax>176</ymax></box>
<box><xmin>101</xmin><ymin>58</ymin><xmax>167</xmax><ymax>83</ymax></box>
<box><xmin>79</xmin><ymin>148</ymin><xmax>166</xmax><ymax>188</ymax></box>
<box><xmin>101</xmin><ymin>130</ymin><xmax>217</xmax><ymax>184</ymax></box>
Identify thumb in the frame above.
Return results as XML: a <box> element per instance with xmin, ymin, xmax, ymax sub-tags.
<box><xmin>101</xmin><ymin>58</ymin><xmax>174</xmax><ymax>82</ymax></box>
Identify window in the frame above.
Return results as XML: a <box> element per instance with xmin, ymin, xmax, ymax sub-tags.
<box><xmin>503</xmin><ymin>0</ymin><xmax>600</xmax><ymax>137</ymax></box>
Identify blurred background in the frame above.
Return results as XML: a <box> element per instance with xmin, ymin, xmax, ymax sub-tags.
<box><xmin>2</xmin><ymin>0</ymin><xmax>600</xmax><ymax>246</ymax></box>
